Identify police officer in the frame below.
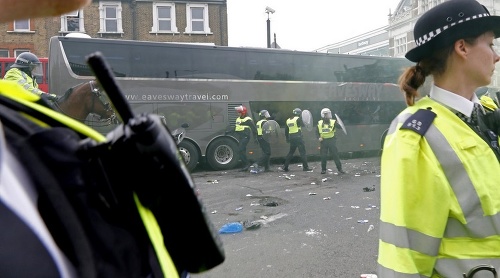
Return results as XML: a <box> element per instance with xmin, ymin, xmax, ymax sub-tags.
<box><xmin>282</xmin><ymin>108</ymin><xmax>310</xmax><ymax>172</ymax></box>
<box><xmin>3</xmin><ymin>52</ymin><xmax>57</xmax><ymax>100</ymax></box>
<box><xmin>255</xmin><ymin>109</ymin><xmax>272</xmax><ymax>172</ymax></box>
<box><xmin>378</xmin><ymin>0</ymin><xmax>500</xmax><ymax>276</ymax></box>
<box><xmin>317</xmin><ymin>108</ymin><xmax>345</xmax><ymax>174</ymax></box>
<box><xmin>234</xmin><ymin>105</ymin><xmax>257</xmax><ymax>171</ymax></box>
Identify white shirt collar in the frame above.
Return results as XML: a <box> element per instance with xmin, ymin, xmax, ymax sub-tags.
<box><xmin>429</xmin><ymin>83</ymin><xmax>481</xmax><ymax>117</ymax></box>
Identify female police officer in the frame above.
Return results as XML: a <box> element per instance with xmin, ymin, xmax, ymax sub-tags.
<box><xmin>378</xmin><ymin>0</ymin><xmax>500</xmax><ymax>277</ymax></box>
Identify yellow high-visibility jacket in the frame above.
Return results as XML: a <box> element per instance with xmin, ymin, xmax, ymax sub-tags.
<box><xmin>378</xmin><ymin>96</ymin><xmax>500</xmax><ymax>277</ymax></box>
<box><xmin>3</xmin><ymin>68</ymin><xmax>46</xmax><ymax>95</ymax></box>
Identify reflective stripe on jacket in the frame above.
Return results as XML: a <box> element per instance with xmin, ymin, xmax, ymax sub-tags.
<box><xmin>317</xmin><ymin>119</ymin><xmax>336</xmax><ymax>139</ymax></box>
<box><xmin>286</xmin><ymin>116</ymin><xmax>301</xmax><ymax>134</ymax></box>
<box><xmin>3</xmin><ymin>68</ymin><xmax>45</xmax><ymax>96</ymax></box>
<box><xmin>256</xmin><ymin>119</ymin><xmax>267</xmax><ymax>136</ymax></box>
<box><xmin>378</xmin><ymin>96</ymin><xmax>500</xmax><ymax>277</ymax></box>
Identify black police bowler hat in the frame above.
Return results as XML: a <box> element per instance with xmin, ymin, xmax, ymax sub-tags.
<box><xmin>406</xmin><ymin>0</ymin><xmax>500</xmax><ymax>63</ymax></box>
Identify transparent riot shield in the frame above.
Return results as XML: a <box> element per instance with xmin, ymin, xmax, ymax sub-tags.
<box><xmin>262</xmin><ymin>120</ymin><xmax>280</xmax><ymax>144</ymax></box>
<box><xmin>335</xmin><ymin>113</ymin><xmax>347</xmax><ymax>135</ymax></box>
<box><xmin>301</xmin><ymin>109</ymin><xmax>313</xmax><ymax>131</ymax></box>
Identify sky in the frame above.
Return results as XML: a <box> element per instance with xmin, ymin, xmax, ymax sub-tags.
<box><xmin>226</xmin><ymin>0</ymin><xmax>402</xmax><ymax>52</ymax></box>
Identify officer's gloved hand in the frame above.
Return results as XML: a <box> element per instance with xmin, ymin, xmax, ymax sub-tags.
<box><xmin>47</xmin><ymin>93</ymin><xmax>58</xmax><ymax>101</ymax></box>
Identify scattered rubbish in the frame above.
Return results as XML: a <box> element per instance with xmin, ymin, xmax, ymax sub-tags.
<box><xmin>357</xmin><ymin>220</ymin><xmax>369</xmax><ymax>223</ymax></box>
<box><xmin>243</xmin><ymin>221</ymin><xmax>261</xmax><ymax>230</ymax></box>
<box><xmin>308</xmin><ymin>192</ymin><xmax>317</xmax><ymax>195</ymax></box>
<box><xmin>207</xmin><ymin>179</ymin><xmax>219</xmax><ymax>184</ymax></box>
<box><xmin>285</xmin><ymin>189</ymin><xmax>293</xmax><ymax>192</ymax></box>
<box><xmin>321</xmin><ymin>178</ymin><xmax>328</xmax><ymax>182</ymax></box>
<box><xmin>355</xmin><ymin>174</ymin><xmax>361</xmax><ymax>177</ymax></box>
<box><xmin>351</xmin><ymin>206</ymin><xmax>360</xmax><ymax>209</ymax></box>
<box><xmin>290</xmin><ymin>174</ymin><xmax>295</xmax><ymax>177</ymax></box>
<box><xmin>262</xmin><ymin>201</ymin><xmax>279</xmax><ymax>207</ymax></box>
<box><xmin>323</xmin><ymin>197</ymin><xmax>331</xmax><ymax>200</ymax></box>
<box><xmin>363</xmin><ymin>185</ymin><xmax>376</xmax><ymax>192</ymax></box>
<box><xmin>246</xmin><ymin>194</ymin><xmax>252</xmax><ymax>197</ymax></box>
<box><xmin>305</xmin><ymin>228</ymin><xmax>322</xmax><ymax>236</ymax></box>
<box><xmin>345</xmin><ymin>217</ymin><xmax>352</xmax><ymax>220</ymax></box>
<box><xmin>375</xmin><ymin>174</ymin><xmax>381</xmax><ymax>177</ymax></box>
<box><xmin>311</xmin><ymin>182</ymin><xmax>316</xmax><ymax>185</ymax></box>
<box><xmin>250</xmin><ymin>202</ymin><xmax>259</xmax><ymax>206</ymax></box>
<box><xmin>367</xmin><ymin>225</ymin><xmax>374</xmax><ymax>232</ymax></box>
<box><xmin>235</xmin><ymin>207</ymin><xmax>243</xmax><ymax>211</ymax></box>
<box><xmin>360</xmin><ymin>274</ymin><xmax>378</xmax><ymax>278</ymax></box>
<box><xmin>211</xmin><ymin>210</ymin><xmax>217</xmax><ymax>214</ymax></box>
<box><xmin>219</xmin><ymin>222</ymin><xmax>243</xmax><ymax>234</ymax></box>
<box><xmin>335</xmin><ymin>192</ymin><xmax>340</xmax><ymax>194</ymax></box>
<box><xmin>260</xmin><ymin>215</ymin><xmax>268</xmax><ymax>220</ymax></box>
<box><xmin>284</xmin><ymin>176</ymin><xmax>291</xmax><ymax>180</ymax></box>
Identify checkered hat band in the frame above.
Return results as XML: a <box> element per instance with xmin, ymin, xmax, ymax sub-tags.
<box><xmin>415</xmin><ymin>13</ymin><xmax>489</xmax><ymax>46</ymax></box>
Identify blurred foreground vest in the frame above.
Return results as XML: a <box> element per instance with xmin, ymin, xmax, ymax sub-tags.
<box><xmin>0</xmin><ymin>80</ymin><xmax>224</xmax><ymax>277</ymax></box>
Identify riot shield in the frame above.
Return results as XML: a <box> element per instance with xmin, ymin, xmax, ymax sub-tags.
<box><xmin>335</xmin><ymin>114</ymin><xmax>347</xmax><ymax>135</ymax></box>
<box><xmin>301</xmin><ymin>110</ymin><xmax>313</xmax><ymax>131</ymax></box>
<box><xmin>262</xmin><ymin>120</ymin><xmax>280</xmax><ymax>144</ymax></box>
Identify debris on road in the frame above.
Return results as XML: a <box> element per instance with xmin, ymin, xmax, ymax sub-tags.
<box><xmin>219</xmin><ymin>222</ymin><xmax>243</xmax><ymax>234</ymax></box>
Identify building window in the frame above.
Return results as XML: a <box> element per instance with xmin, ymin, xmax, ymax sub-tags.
<box><xmin>151</xmin><ymin>2</ymin><xmax>178</xmax><ymax>33</ymax></box>
<box><xmin>14</xmin><ymin>19</ymin><xmax>30</xmax><ymax>31</ymax></box>
<box><xmin>185</xmin><ymin>4</ymin><xmax>211</xmax><ymax>34</ymax></box>
<box><xmin>61</xmin><ymin>10</ymin><xmax>85</xmax><ymax>33</ymax></box>
<box><xmin>14</xmin><ymin>49</ymin><xmax>30</xmax><ymax>57</ymax></box>
<box><xmin>394</xmin><ymin>35</ymin><xmax>407</xmax><ymax>56</ymax></box>
<box><xmin>99</xmin><ymin>1</ymin><xmax>123</xmax><ymax>33</ymax></box>
<box><xmin>0</xmin><ymin>50</ymin><xmax>8</xmax><ymax>57</ymax></box>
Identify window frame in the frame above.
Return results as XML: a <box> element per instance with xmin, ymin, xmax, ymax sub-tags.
<box><xmin>394</xmin><ymin>34</ymin><xmax>407</xmax><ymax>56</ymax></box>
<box><xmin>98</xmin><ymin>1</ymin><xmax>123</xmax><ymax>34</ymax></box>
<box><xmin>60</xmin><ymin>10</ymin><xmax>86</xmax><ymax>33</ymax></box>
<box><xmin>184</xmin><ymin>3</ymin><xmax>211</xmax><ymax>34</ymax></box>
<box><xmin>13</xmin><ymin>19</ymin><xmax>30</xmax><ymax>32</ymax></box>
<box><xmin>0</xmin><ymin>50</ymin><xmax>9</xmax><ymax>58</ymax></box>
<box><xmin>151</xmin><ymin>2</ymin><xmax>178</xmax><ymax>34</ymax></box>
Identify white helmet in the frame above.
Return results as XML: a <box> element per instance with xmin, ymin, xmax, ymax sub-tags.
<box><xmin>321</xmin><ymin>108</ymin><xmax>332</xmax><ymax>119</ymax></box>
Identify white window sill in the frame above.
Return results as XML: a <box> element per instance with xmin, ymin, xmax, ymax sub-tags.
<box><xmin>7</xmin><ymin>31</ymin><xmax>35</xmax><ymax>33</ymax></box>
<box><xmin>183</xmin><ymin>32</ymin><xmax>213</xmax><ymax>36</ymax></box>
<box><xmin>149</xmin><ymin>31</ymin><xmax>181</xmax><ymax>35</ymax></box>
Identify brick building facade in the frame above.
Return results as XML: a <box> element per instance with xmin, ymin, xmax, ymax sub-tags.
<box><xmin>0</xmin><ymin>0</ymin><xmax>228</xmax><ymax>58</ymax></box>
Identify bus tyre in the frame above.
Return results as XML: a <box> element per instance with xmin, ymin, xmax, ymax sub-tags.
<box><xmin>178</xmin><ymin>140</ymin><xmax>199</xmax><ymax>172</ymax></box>
<box><xmin>206</xmin><ymin>138</ymin><xmax>239</xmax><ymax>171</ymax></box>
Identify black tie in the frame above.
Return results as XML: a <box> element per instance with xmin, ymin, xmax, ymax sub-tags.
<box><xmin>471</xmin><ymin>103</ymin><xmax>483</xmax><ymax>126</ymax></box>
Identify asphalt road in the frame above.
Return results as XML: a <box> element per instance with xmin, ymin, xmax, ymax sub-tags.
<box><xmin>189</xmin><ymin>156</ymin><xmax>382</xmax><ymax>278</ymax></box>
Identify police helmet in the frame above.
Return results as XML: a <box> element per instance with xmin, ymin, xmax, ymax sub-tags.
<box><xmin>293</xmin><ymin>108</ymin><xmax>302</xmax><ymax>115</ymax></box>
<box><xmin>11</xmin><ymin>52</ymin><xmax>43</xmax><ymax>76</ymax></box>
<box><xmin>259</xmin><ymin>110</ymin><xmax>270</xmax><ymax>118</ymax></box>
<box><xmin>235</xmin><ymin>105</ymin><xmax>247</xmax><ymax>116</ymax></box>
<box><xmin>321</xmin><ymin>108</ymin><xmax>332</xmax><ymax>119</ymax></box>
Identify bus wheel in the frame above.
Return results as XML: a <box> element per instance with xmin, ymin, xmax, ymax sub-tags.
<box><xmin>178</xmin><ymin>140</ymin><xmax>199</xmax><ymax>172</ymax></box>
<box><xmin>206</xmin><ymin>138</ymin><xmax>239</xmax><ymax>170</ymax></box>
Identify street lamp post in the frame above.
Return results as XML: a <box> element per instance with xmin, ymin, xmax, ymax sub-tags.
<box><xmin>265</xmin><ymin>6</ymin><xmax>275</xmax><ymax>48</ymax></box>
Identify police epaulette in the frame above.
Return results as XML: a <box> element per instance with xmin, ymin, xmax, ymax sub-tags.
<box><xmin>400</xmin><ymin>108</ymin><xmax>436</xmax><ymax>136</ymax></box>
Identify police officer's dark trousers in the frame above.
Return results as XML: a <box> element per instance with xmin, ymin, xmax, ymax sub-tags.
<box><xmin>257</xmin><ymin>136</ymin><xmax>271</xmax><ymax>170</ymax></box>
<box><xmin>284</xmin><ymin>135</ymin><xmax>308</xmax><ymax>170</ymax></box>
<box><xmin>237</xmin><ymin>132</ymin><xmax>250</xmax><ymax>168</ymax></box>
<box><xmin>320</xmin><ymin>137</ymin><xmax>342</xmax><ymax>171</ymax></box>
